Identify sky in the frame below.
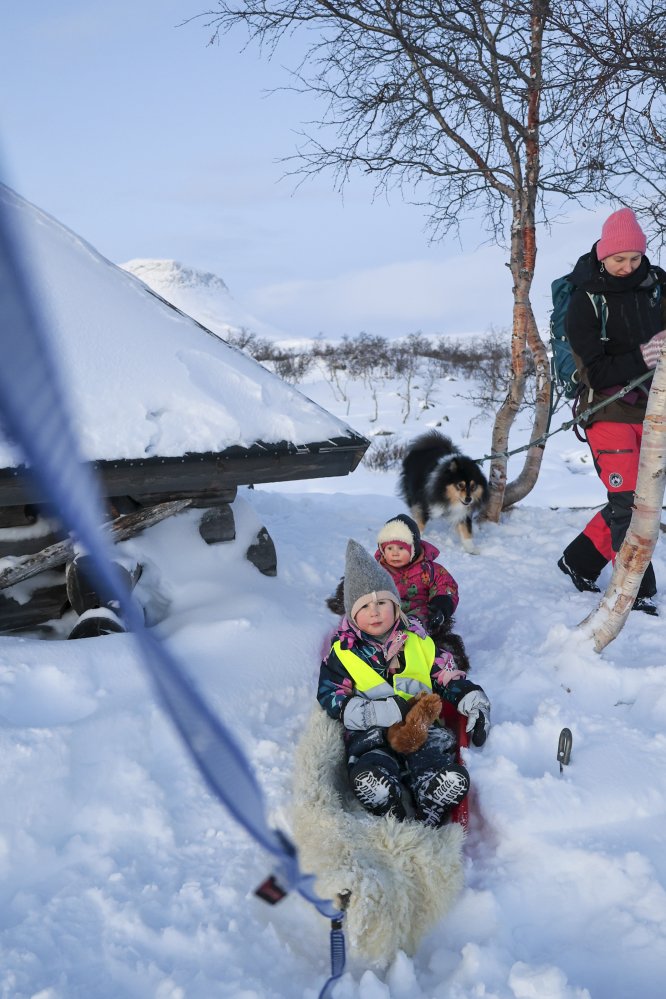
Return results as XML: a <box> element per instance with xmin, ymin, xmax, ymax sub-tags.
<box><xmin>0</xmin><ymin>0</ymin><xmax>622</xmax><ymax>341</ymax></box>
<box><xmin>1</xmin><ymin>183</ymin><xmax>666</xmax><ymax>998</ymax></box>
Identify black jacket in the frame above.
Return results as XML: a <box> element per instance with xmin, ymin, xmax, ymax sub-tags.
<box><xmin>565</xmin><ymin>245</ymin><xmax>666</xmax><ymax>425</ymax></box>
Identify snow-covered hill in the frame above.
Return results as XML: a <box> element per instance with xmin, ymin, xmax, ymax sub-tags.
<box><xmin>121</xmin><ymin>257</ymin><xmax>292</xmax><ymax>344</ymax></box>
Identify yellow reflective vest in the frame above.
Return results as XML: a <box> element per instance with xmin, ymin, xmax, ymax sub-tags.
<box><xmin>332</xmin><ymin>632</ymin><xmax>435</xmax><ymax>702</ymax></box>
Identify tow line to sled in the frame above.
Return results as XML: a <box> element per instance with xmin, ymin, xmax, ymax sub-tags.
<box><xmin>256</xmin><ymin>876</ymin><xmax>352</xmax><ymax>998</ymax></box>
<box><xmin>470</xmin><ymin>369</ymin><xmax>653</xmax><ymax>466</ymax></box>
<box><xmin>0</xmin><ymin>179</ymin><xmax>349</xmax><ymax>999</ymax></box>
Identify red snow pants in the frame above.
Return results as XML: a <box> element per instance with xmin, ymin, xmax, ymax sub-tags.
<box><xmin>582</xmin><ymin>420</ymin><xmax>644</xmax><ymax>559</ymax></box>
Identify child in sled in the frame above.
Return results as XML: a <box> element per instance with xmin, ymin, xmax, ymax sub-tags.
<box><xmin>317</xmin><ymin>539</ymin><xmax>491</xmax><ymax>827</ymax></box>
<box><xmin>376</xmin><ymin>512</ymin><xmax>458</xmax><ymax>627</ymax></box>
<box><xmin>327</xmin><ymin>513</ymin><xmax>469</xmax><ymax>670</ymax></box>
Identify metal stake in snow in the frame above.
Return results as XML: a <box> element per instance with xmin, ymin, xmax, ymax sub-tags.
<box><xmin>557</xmin><ymin>728</ymin><xmax>572</xmax><ymax>773</ymax></box>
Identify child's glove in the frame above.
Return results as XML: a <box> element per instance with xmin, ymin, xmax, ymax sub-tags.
<box><xmin>640</xmin><ymin>330</ymin><xmax>666</xmax><ymax>369</ymax></box>
<box><xmin>387</xmin><ymin>692</ymin><xmax>442</xmax><ymax>754</ymax></box>
<box><xmin>428</xmin><ymin>606</ymin><xmax>448</xmax><ymax>631</ymax></box>
<box><xmin>457</xmin><ymin>688</ymin><xmax>491</xmax><ymax>746</ymax></box>
<box><xmin>427</xmin><ymin>595</ymin><xmax>454</xmax><ymax>634</ymax></box>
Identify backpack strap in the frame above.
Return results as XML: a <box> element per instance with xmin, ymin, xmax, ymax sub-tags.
<box><xmin>586</xmin><ymin>292</ymin><xmax>609</xmax><ymax>342</ymax></box>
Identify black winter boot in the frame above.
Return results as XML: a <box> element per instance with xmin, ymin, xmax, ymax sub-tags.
<box><xmin>413</xmin><ymin>764</ymin><xmax>469</xmax><ymax>828</ymax></box>
<box><xmin>350</xmin><ymin>765</ymin><xmax>404</xmax><ymax>818</ymax></box>
<box><xmin>559</xmin><ymin>532</ymin><xmax>609</xmax><ymax>592</ymax></box>
<box><xmin>558</xmin><ymin>556</ymin><xmax>600</xmax><ymax>593</ymax></box>
<box><xmin>632</xmin><ymin>596</ymin><xmax>658</xmax><ymax>616</ymax></box>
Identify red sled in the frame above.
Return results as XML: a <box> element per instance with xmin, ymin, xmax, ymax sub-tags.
<box><xmin>439</xmin><ymin>699</ymin><xmax>470</xmax><ymax>828</ymax></box>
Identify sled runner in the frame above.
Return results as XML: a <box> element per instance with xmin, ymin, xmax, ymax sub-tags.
<box><xmin>291</xmin><ymin>705</ymin><xmax>467</xmax><ymax>965</ymax></box>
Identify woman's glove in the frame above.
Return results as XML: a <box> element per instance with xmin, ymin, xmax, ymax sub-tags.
<box><xmin>640</xmin><ymin>330</ymin><xmax>666</xmax><ymax>369</ymax></box>
<box><xmin>457</xmin><ymin>688</ymin><xmax>491</xmax><ymax>746</ymax></box>
<box><xmin>387</xmin><ymin>692</ymin><xmax>442</xmax><ymax>754</ymax></box>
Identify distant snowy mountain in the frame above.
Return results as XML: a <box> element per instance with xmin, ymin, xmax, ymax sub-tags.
<box><xmin>120</xmin><ymin>258</ymin><xmax>290</xmax><ymax>344</ymax></box>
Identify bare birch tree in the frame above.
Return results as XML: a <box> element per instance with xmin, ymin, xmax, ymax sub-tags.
<box><xmin>195</xmin><ymin>1</ymin><xmax>665</xmax><ymax>515</ymax></box>
<box><xmin>579</xmin><ymin>353</ymin><xmax>666</xmax><ymax>651</ymax></box>
<box><xmin>552</xmin><ymin>0</ymin><xmax>666</xmax><ymax>238</ymax></box>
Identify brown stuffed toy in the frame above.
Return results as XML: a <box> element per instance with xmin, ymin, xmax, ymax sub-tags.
<box><xmin>387</xmin><ymin>692</ymin><xmax>442</xmax><ymax>754</ymax></box>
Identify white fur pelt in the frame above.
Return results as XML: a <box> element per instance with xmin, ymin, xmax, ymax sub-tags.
<box><xmin>291</xmin><ymin>707</ymin><xmax>465</xmax><ymax>966</ymax></box>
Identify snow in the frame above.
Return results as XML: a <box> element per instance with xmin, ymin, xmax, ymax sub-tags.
<box><xmin>119</xmin><ymin>258</ymin><xmax>290</xmax><ymax>345</ymax></box>
<box><xmin>0</xmin><ymin>185</ymin><xmax>357</xmax><ymax>469</ymax></box>
<box><xmin>1</xmin><ymin>197</ymin><xmax>666</xmax><ymax>999</ymax></box>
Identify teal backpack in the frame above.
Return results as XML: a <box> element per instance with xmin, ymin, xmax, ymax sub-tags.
<box><xmin>549</xmin><ymin>277</ymin><xmax>608</xmax><ymax>400</ymax></box>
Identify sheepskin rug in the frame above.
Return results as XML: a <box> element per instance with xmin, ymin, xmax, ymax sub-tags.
<box><xmin>291</xmin><ymin>707</ymin><xmax>465</xmax><ymax>965</ymax></box>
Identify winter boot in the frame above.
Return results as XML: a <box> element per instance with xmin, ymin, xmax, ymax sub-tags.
<box><xmin>632</xmin><ymin>596</ymin><xmax>659</xmax><ymax>616</ymax></box>
<box><xmin>350</xmin><ymin>764</ymin><xmax>405</xmax><ymax>818</ymax></box>
<box><xmin>413</xmin><ymin>764</ymin><xmax>469</xmax><ymax>828</ymax></box>
<box><xmin>557</xmin><ymin>555</ymin><xmax>600</xmax><ymax>593</ymax></box>
<box><xmin>558</xmin><ymin>530</ymin><xmax>610</xmax><ymax>593</ymax></box>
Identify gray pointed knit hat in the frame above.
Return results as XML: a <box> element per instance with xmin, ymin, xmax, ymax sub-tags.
<box><xmin>343</xmin><ymin>539</ymin><xmax>401</xmax><ymax>622</ymax></box>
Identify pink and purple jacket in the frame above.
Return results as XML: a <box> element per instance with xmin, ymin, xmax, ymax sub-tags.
<box><xmin>374</xmin><ymin>539</ymin><xmax>459</xmax><ymax>624</ymax></box>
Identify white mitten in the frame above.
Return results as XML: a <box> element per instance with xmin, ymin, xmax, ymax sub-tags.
<box><xmin>640</xmin><ymin>330</ymin><xmax>666</xmax><ymax>369</ymax></box>
<box><xmin>458</xmin><ymin>689</ymin><xmax>491</xmax><ymax>745</ymax></box>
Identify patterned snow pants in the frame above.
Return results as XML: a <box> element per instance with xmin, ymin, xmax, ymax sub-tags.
<box><xmin>345</xmin><ymin>723</ymin><xmax>469</xmax><ymax>827</ymax></box>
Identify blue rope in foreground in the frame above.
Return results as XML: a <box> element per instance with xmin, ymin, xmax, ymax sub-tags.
<box><xmin>319</xmin><ymin>906</ymin><xmax>349</xmax><ymax>999</ymax></box>
<box><xmin>0</xmin><ymin>179</ymin><xmax>345</xmax><ymax>990</ymax></box>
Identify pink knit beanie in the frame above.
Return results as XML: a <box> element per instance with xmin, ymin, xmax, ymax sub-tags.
<box><xmin>596</xmin><ymin>207</ymin><xmax>646</xmax><ymax>261</ymax></box>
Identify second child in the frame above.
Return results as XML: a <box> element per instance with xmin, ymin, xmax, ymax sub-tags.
<box><xmin>375</xmin><ymin>513</ymin><xmax>459</xmax><ymax>634</ymax></box>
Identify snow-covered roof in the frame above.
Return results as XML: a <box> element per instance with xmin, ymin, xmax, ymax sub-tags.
<box><xmin>0</xmin><ymin>185</ymin><xmax>367</xmax><ymax>500</ymax></box>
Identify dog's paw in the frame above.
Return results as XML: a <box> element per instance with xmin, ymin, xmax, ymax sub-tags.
<box><xmin>462</xmin><ymin>541</ymin><xmax>479</xmax><ymax>555</ymax></box>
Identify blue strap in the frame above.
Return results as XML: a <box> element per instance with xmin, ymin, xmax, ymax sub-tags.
<box><xmin>318</xmin><ymin>919</ymin><xmax>347</xmax><ymax>998</ymax></box>
<box><xmin>0</xmin><ymin>182</ymin><xmax>344</xmax><ymax>944</ymax></box>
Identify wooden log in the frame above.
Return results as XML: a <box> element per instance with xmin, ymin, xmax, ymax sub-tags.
<box><xmin>0</xmin><ymin>505</ymin><xmax>37</xmax><ymax>528</ymax></box>
<box><xmin>0</xmin><ymin>583</ymin><xmax>69</xmax><ymax>633</ymax></box>
<box><xmin>0</xmin><ymin>436</ymin><xmax>370</xmax><ymax>506</ymax></box>
<box><xmin>0</xmin><ymin>526</ymin><xmax>68</xmax><ymax>557</ymax></box>
<box><xmin>0</xmin><ymin>498</ymin><xmax>191</xmax><ymax>591</ymax></box>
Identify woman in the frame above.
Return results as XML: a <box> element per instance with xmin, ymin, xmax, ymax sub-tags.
<box><xmin>558</xmin><ymin>207</ymin><xmax>666</xmax><ymax>614</ymax></box>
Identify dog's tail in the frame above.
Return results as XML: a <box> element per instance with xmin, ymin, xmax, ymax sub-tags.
<box><xmin>404</xmin><ymin>429</ymin><xmax>458</xmax><ymax>456</ymax></box>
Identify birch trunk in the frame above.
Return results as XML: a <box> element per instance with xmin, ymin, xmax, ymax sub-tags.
<box><xmin>579</xmin><ymin>355</ymin><xmax>666</xmax><ymax>651</ymax></box>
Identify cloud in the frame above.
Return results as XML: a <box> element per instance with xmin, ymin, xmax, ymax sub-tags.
<box><xmin>247</xmin><ymin>246</ymin><xmax>513</xmax><ymax>338</ymax></box>
<box><xmin>245</xmin><ymin>203</ymin><xmax>616</xmax><ymax>340</ymax></box>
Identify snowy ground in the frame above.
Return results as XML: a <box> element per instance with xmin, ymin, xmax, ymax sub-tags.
<box><xmin>1</xmin><ymin>363</ymin><xmax>665</xmax><ymax>999</ymax></box>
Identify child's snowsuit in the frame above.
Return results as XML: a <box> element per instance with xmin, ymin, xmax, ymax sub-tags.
<box><xmin>318</xmin><ymin>614</ymin><xmax>486</xmax><ymax>826</ymax></box>
<box><xmin>375</xmin><ymin>538</ymin><xmax>458</xmax><ymax>627</ymax></box>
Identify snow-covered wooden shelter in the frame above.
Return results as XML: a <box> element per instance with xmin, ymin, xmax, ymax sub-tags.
<box><xmin>0</xmin><ymin>184</ymin><xmax>369</xmax><ymax>631</ymax></box>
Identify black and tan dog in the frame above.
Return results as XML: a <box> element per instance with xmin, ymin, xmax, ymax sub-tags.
<box><xmin>398</xmin><ymin>431</ymin><xmax>489</xmax><ymax>554</ymax></box>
